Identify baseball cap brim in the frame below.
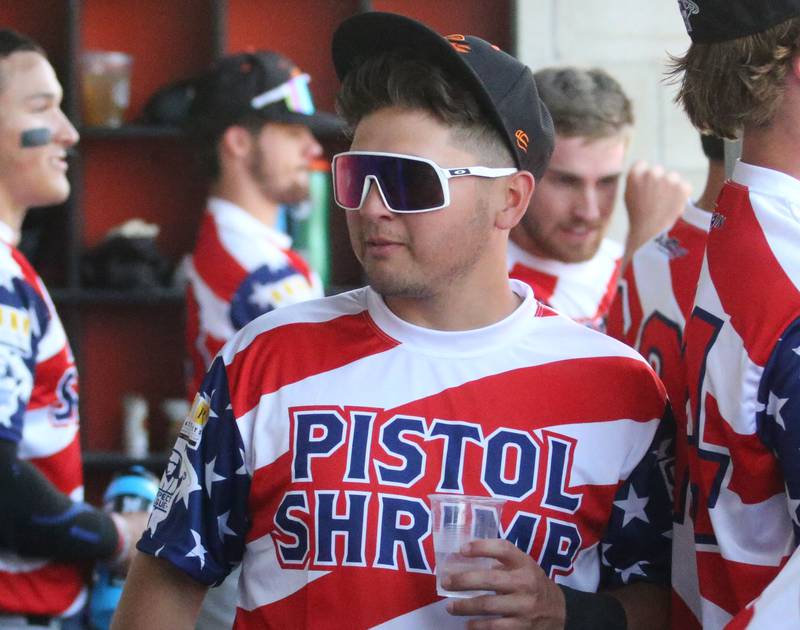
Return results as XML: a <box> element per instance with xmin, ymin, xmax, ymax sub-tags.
<box><xmin>269</xmin><ymin>109</ymin><xmax>345</xmax><ymax>136</ymax></box>
<box><xmin>332</xmin><ymin>12</ymin><xmax>517</xmax><ymax>165</ymax></box>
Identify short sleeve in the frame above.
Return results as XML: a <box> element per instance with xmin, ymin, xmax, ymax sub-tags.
<box><xmin>0</xmin><ymin>273</ymin><xmax>48</xmax><ymax>443</ymax></box>
<box><xmin>756</xmin><ymin>318</ymin><xmax>800</xmax><ymax>543</ymax></box>
<box><xmin>137</xmin><ymin>356</ymin><xmax>251</xmax><ymax>585</ymax></box>
<box><xmin>230</xmin><ymin>264</ymin><xmax>311</xmax><ymax>331</ymax></box>
<box><xmin>599</xmin><ymin>405</ymin><xmax>674</xmax><ymax>588</ymax></box>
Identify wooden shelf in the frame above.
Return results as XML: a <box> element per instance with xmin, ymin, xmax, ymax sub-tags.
<box><xmin>50</xmin><ymin>287</ymin><xmax>185</xmax><ymax>305</ymax></box>
<box><xmin>80</xmin><ymin>123</ymin><xmax>184</xmax><ymax>139</ymax></box>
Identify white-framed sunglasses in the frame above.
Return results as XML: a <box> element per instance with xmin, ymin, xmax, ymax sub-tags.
<box><xmin>332</xmin><ymin>151</ymin><xmax>518</xmax><ymax>213</ymax></box>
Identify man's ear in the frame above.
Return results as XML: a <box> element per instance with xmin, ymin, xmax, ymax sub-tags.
<box><xmin>496</xmin><ymin>170</ymin><xmax>536</xmax><ymax>230</ymax></box>
<box><xmin>791</xmin><ymin>54</ymin><xmax>800</xmax><ymax>82</ymax></box>
<box><xmin>219</xmin><ymin>125</ymin><xmax>254</xmax><ymax>160</ymax></box>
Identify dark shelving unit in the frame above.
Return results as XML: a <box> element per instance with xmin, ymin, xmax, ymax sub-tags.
<box><xmin>7</xmin><ymin>0</ymin><xmax>511</xmax><ymax>499</ymax></box>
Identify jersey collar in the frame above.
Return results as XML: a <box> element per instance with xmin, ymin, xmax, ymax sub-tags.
<box><xmin>207</xmin><ymin>196</ymin><xmax>293</xmax><ymax>250</ymax></box>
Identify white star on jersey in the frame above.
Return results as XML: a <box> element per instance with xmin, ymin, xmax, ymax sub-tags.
<box><xmin>205</xmin><ymin>457</ymin><xmax>227</xmax><ymax>497</ymax></box>
<box><xmin>236</xmin><ymin>447</ymin><xmax>248</xmax><ymax>475</ymax></box>
<box><xmin>217</xmin><ymin>510</ymin><xmax>236</xmax><ymax>541</ymax></box>
<box><xmin>186</xmin><ymin>529</ymin><xmax>207</xmax><ymax>569</ymax></box>
<box><xmin>614</xmin><ymin>486</ymin><xmax>649</xmax><ymax>528</ymax></box>
<box><xmin>766</xmin><ymin>391</ymin><xmax>790</xmax><ymax>430</ymax></box>
<box><xmin>619</xmin><ymin>560</ymin><xmax>648</xmax><ymax>582</ymax></box>
<box><xmin>248</xmin><ymin>281</ymin><xmax>276</xmax><ymax>309</ymax></box>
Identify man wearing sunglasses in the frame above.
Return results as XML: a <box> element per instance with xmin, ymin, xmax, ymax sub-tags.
<box><xmin>182</xmin><ymin>51</ymin><xmax>342</xmax><ymax>630</ymax></box>
<box><xmin>508</xmin><ymin>67</ymin><xmax>690</xmax><ymax>331</ymax></box>
<box><xmin>116</xmin><ymin>13</ymin><xmax>672</xmax><ymax>630</ymax></box>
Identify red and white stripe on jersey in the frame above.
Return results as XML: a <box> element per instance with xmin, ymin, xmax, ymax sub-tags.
<box><xmin>185</xmin><ymin>197</ymin><xmax>323</xmax><ymax>396</ymax></box>
<box><xmin>0</xmin><ymin>224</ymin><xmax>85</xmax><ymax>617</ymax></box>
<box><xmin>675</xmin><ymin>163</ymin><xmax>800</xmax><ymax>629</ymax></box>
<box><xmin>507</xmin><ymin>238</ymin><xmax>622</xmax><ymax>329</ymax></box>
<box><xmin>209</xmin><ymin>281</ymin><xmax>668</xmax><ymax>627</ymax></box>
<box><xmin>726</xmin><ymin>544</ymin><xmax>800</xmax><ymax>630</ymax></box>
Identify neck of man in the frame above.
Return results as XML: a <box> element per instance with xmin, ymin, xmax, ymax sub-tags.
<box><xmin>509</xmin><ymin>224</ymin><xmax>547</xmax><ymax>258</ymax></box>
<box><xmin>210</xmin><ymin>176</ymin><xmax>281</xmax><ymax>227</ymax></box>
<box><xmin>0</xmin><ymin>191</ymin><xmax>26</xmax><ymax>244</ymax></box>
<box><xmin>383</xmin><ymin>254</ymin><xmax>521</xmax><ymax>332</ymax></box>
<box><xmin>694</xmin><ymin>160</ymin><xmax>725</xmax><ymax>213</ymax></box>
<box><xmin>740</xmin><ymin>78</ymin><xmax>800</xmax><ymax>180</ymax></box>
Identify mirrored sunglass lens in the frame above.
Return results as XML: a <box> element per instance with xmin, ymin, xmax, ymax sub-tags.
<box><xmin>334</xmin><ymin>154</ymin><xmax>368</xmax><ymax>208</ymax></box>
<box><xmin>334</xmin><ymin>155</ymin><xmax>444</xmax><ymax>212</ymax></box>
<box><xmin>284</xmin><ymin>77</ymin><xmax>315</xmax><ymax>115</ymax></box>
<box><xmin>383</xmin><ymin>157</ymin><xmax>445</xmax><ymax>211</ymax></box>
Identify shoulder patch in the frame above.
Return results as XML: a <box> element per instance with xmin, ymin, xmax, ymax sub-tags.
<box><xmin>179</xmin><ymin>393</ymin><xmax>210</xmax><ymax>449</ymax></box>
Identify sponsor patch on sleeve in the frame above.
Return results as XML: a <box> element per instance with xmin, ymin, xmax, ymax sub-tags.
<box><xmin>179</xmin><ymin>393</ymin><xmax>210</xmax><ymax>449</ymax></box>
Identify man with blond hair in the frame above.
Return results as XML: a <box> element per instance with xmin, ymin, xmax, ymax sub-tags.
<box><xmin>508</xmin><ymin>66</ymin><xmax>689</xmax><ymax>330</ymax></box>
<box><xmin>671</xmin><ymin>1</ymin><xmax>800</xmax><ymax>627</ymax></box>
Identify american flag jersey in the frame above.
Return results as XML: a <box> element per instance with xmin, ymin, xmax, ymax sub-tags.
<box><xmin>0</xmin><ymin>223</ymin><xmax>85</xmax><ymax>617</ymax></box>
<box><xmin>185</xmin><ymin>197</ymin><xmax>323</xmax><ymax>396</ymax></box>
<box><xmin>141</xmin><ymin>279</ymin><xmax>673</xmax><ymax>629</ymax></box>
<box><xmin>507</xmin><ymin>238</ymin><xmax>622</xmax><ymax>330</ymax></box>
<box><xmin>674</xmin><ymin>162</ymin><xmax>800</xmax><ymax>629</ymax></box>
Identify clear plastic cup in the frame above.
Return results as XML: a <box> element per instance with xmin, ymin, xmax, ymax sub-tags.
<box><xmin>80</xmin><ymin>51</ymin><xmax>132</xmax><ymax>127</ymax></box>
<box><xmin>428</xmin><ymin>494</ymin><xmax>506</xmax><ymax>598</ymax></box>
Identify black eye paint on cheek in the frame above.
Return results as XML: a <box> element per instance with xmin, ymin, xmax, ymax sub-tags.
<box><xmin>20</xmin><ymin>128</ymin><xmax>52</xmax><ymax>148</ymax></box>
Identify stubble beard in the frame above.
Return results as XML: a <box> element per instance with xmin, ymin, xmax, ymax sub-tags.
<box><xmin>520</xmin><ymin>214</ymin><xmax>603</xmax><ymax>263</ymax></box>
<box><xmin>248</xmin><ymin>144</ymin><xmax>310</xmax><ymax>206</ymax></box>
<box><xmin>361</xmin><ymin>200</ymin><xmax>490</xmax><ymax>300</ymax></box>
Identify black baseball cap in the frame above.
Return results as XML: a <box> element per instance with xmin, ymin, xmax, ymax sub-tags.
<box><xmin>331</xmin><ymin>12</ymin><xmax>554</xmax><ymax>179</ymax></box>
<box><xmin>188</xmin><ymin>50</ymin><xmax>342</xmax><ymax>139</ymax></box>
<box><xmin>678</xmin><ymin>0</ymin><xmax>800</xmax><ymax>43</ymax></box>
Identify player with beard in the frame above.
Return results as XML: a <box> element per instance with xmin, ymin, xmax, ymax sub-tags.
<box><xmin>508</xmin><ymin>66</ymin><xmax>691</xmax><ymax>330</ymax></box>
<box><xmin>182</xmin><ymin>51</ymin><xmax>341</xmax><ymax>630</ymax></box>
<box><xmin>115</xmin><ymin>14</ymin><xmax>673</xmax><ymax>630</ymax></box>
<box><xmin>185</xmin><ymin>51</ymin><xmax>342</xmax><ymax>399</ymax></box>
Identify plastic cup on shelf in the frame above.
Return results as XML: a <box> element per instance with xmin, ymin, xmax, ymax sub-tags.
<box><xmin>80</xmin><ymin>51</ymin><xmax>132</xmax><ymax>127</ymax></box>
<box><xmin>428</xmin><ymin>494</ymin><xmax>506</xmax><ymax>598</ymax></box>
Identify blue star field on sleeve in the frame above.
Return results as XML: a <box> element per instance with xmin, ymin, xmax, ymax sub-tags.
<box><xmin>229</xmin><ymin>264</ymin><xmax>314</xmax><ymax>331</ymax></box>
<box><xmin>757</xmin><ymin>320</ymin><xmax>800</xmax><ymax>543</ymax></box>
<box><xmin>599</xmin><ymin>407</ymin><xmax>673</xmax><ymax>588</ymax></box>
<box><xmin>137</xmin><ymin>356</ymin><xmax>252</xmax><ymax>585</ymax></box>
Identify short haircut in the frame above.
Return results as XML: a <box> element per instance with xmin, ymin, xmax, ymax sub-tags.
<box><xmin>533</xmin><ymin>66</ymin><xmax>633</xmax><ymax>139</ymax></box>
<box><xmin>190</xmin><ymin>110</ymin><xmax>269</xmax><ymax>182</ymax></box>
<box><xmin>336</xmin><ymin>49</ymin><xmax>514</xmax><ymax>167</ymax></box>
<box><xmin>668</xmin><ymin>17</ymin><xmax>800</xmax><ymax>139</ymax></box>
<box><xmin>0</xmin><ymin>29</ymin><xmax>45</xmax><ymax>93</ymax></box>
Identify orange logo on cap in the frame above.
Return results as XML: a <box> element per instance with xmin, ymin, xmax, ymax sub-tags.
<box><xmin>446</xmin><ymin>34</ymin><xmax>471</xmax><ymax>54</ymax></box>
<box><xmin>515</xmin><ymin>130</ymin><xmax>529</xmax><ymax>153</ymax></box>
